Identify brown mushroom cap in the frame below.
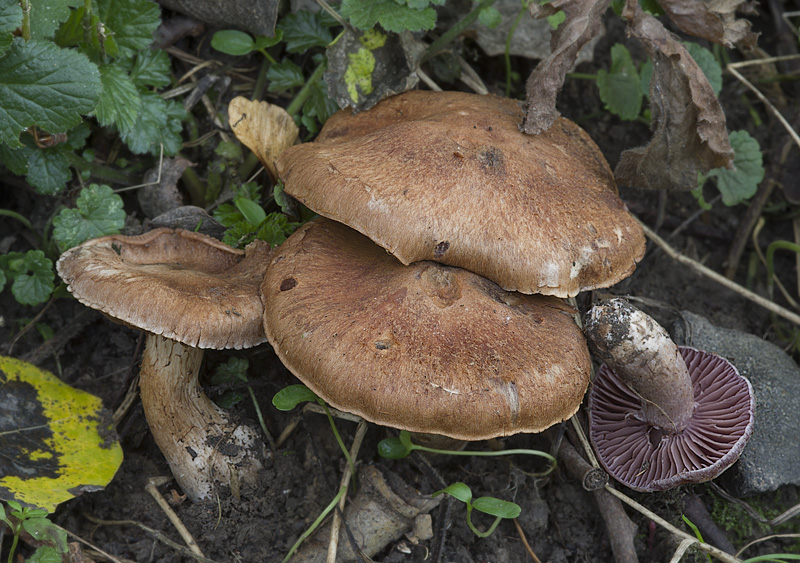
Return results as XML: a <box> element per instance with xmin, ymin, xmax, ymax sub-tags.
<box><xmin>261</xmin><ymin>218</ymin><xmax>591</xmax><ymax>440</ymax></box>
<box><xmin>589</xmin><ymin>347</ymin><xmax>755</xmax><ymax>492</ymax></box>
<box><xmin>276</xmin><ymin>90</ymin><xmax>646</xmax><ymax>298</ymax></box>
<box><xmin>56</xmin><ymin>228</ymin><xmax>272</xmax><ymax>349</ymax></box>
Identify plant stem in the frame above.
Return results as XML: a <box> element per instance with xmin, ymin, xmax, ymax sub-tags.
<box><xmin>505</xmin><ymin>4</ymin><xmax>528</xmax><ymax>97</ymax></box>
<box><xmin>62</xmin><ymin>151</ymin><xmax>140</xmax><ymax>185</ymax></box>
<box><xmin>0</xmin><ymin>209</ymin><xmax>33</xmax><ymax>231</ymax></box>
<box><xmin>83</xmin><ymin>0</ymin><xmax>92</xmax><ymax>45</ymax></box>
<box><xmin>321</xmin><ymin>402</ymin><xmax>357</xmax><ymax>492</ymax></box>
<box><xmin>422</xmin><ymin>0</ymin><xmax>496</xmax><ymax>63</ymax></box>
<box><xmin>283</xmin><ymin>486</ymin><xmax>347</xmax><ymax>562</ymax></box>
<box><xmin>286</xmin><ymin>61</ymin><xmax>326</xmax><ymax>117</ymax></box>
<box><xmin>566</xmin><ymin>72</ymin><xmax>597</xmax><ymax>80</ymax></box>
<box><xmin>20</xmin><ymin>0</ymin><xmax>30</xmax><ymax>41</ymax></box>
<box><xmin>252</xmin><ymin>57</ymin><xmax>271</xmax><ymax>101</ymax></box>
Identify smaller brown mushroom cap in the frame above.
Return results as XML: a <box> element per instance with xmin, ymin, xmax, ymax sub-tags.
<box><xmin>56</xmin><ymin>228</ymin><xmax>272</xmax><ymax>350</ymax></box>
<box><xmin>261</xmin><ymin>218</ymin><xmax>591</xmax><ymax>440</ymax></box>
<box><xmin>589</xmin><ymin>347</ymin><xmax>754</xmax><ymax>492</ymax></box>
<box><xmin>276</xmin><ymin>90</ymin><xmax>646</xmax><ymax>297</ymax></box>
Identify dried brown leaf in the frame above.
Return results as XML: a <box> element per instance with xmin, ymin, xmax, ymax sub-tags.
<box><xmin>228</xmin><ymin>97</ymin><xmax>299</xmax><ymax>180</ymax></box>
<box><xmin>658</xmin><ymin>0</ymin><xmax>759</xmax><ymax>48</ymax></box>
<box><xmin>614</xmin><ymin>10</ymin><xmax>734</xmax><ymax>191</ymax></box>
<box><xmin>522</xmin><ymin>0</ymin><xmax>612</xmax><ymax>134</ymax></box>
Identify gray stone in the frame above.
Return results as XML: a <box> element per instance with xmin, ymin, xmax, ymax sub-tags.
<box><xmin>670</xmin><ymin>311</ymin><xmax>800</xmax><ymax>497</ymax></box>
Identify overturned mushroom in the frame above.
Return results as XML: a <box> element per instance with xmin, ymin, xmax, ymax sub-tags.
<box><xmin>262</xmin><ymin>218</ymin><xmax>591</xmax><ymax>440</ymax></box>
<box><xmin>276</xmin><ymin>90</ymin><xmax>645</xmax><ymax>297</ymax></box>
<box><xmin>56</xmin><ymin>228</ymin><xmax>272</xmax><ymax>501</ymax></box>
<box><xmin>584</xmin><ymin>299</ymin><xmax>754</xmax><ymax>492</ymax></box>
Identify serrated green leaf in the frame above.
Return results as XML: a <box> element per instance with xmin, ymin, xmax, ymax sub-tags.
<box><xmin>341</xmin><ymin>0</ymin><xmax>437</xmax><ymax>33</ymax></box>
<box><xmin>29</xmin><ymin>0</ymin><xmax>81</xmax><ymax>40</ymax></box>
<box><xmin>272</xmin><ymin>384</ymin><xmax>319</xmax><ymax>411</ymax></box>
<box><xmin>211</xmin><ymin>29</ymin><xmax>255</xmax><ymax>56</ymax></box>
<box><xmin>684</xmin><ymin>42</ymin><xmax>722</xmax><ymax>96</ymax></box>
<box><xmin>472</xmin><ymin>497</ymin><xmax>522</xmax><ymax>518</ymax></box>
<box><xmin>212</xmin><ymin>203</ymin><xmax>243</xmax><ymax>227</ymax></box>
<box><xmin>94</xmin><ymin>63</ymin><xmax>142</xmax><ymax>132</ymax></box>
<box><xmin>25</xmin><ymin>148</ymin><xmax>71</xmax><ymax>195</ymax></box>
<box><xmin>267</xmin><ymin>58</ymin><xmax>305</xmax><ymax>92</ymax></box>
<box><xmin>478</xmin><ymin>6</ymin><xmax>502</xmax><ymax>29</ymax></box>
<box><xmin>434</xmin><ymin>482</ymin><xmax>473</xmax><ymax>504</ymax></box>
<box><xmin>0</xmin><ymin>0</ymin><xmax>22</xmax><ymax>56</ymax></box>
<box><xmin>27</xmin><ymin>546</ymin><xmax>64</xmax><ymax>563</ymax></box>
<box><xmin>221</xmin><ymin>220</ymin><xmax>257</xmax><ymax>248</ymax></box>
<box><xmin>22</xmin><ymin>516</ymin><xmax>68</xmax><ymax>553</ymax></box>
<box><xmin>0</xmin><ymin>269</ymin><xmax>6</xmax><ymax>292</ymax></box>
<box><xmin>278</xmin><ymin>11</ymin><xmax>334</xmax><ymax>53</ymax></box>
<box><xmin>209</xmin><ymin>357</ymin><xmax>249</xmax><ymax>385</ymax></box>
<box><xmin>2</xmin><ymin>250</ymin><xmax>55</xmax><ymax>306</ymax></box>
<box><xmin>0</xmin><ymin>143</ymin><xmax>32</xmax><ymax>175</ymax></box>
<box><xmin>129</xmin><ymin>49</ymin><xmax>171</xmax><ymax>88</ymax></box>
<box><xmin>707</xmin><ymin>130</ymin><xmax>764</xmax><ymax>206</ymax></box>
<box><xmin>0</xmin><ymin>355</ymin><xmax>123</xmax><ymax>512</ymax></box>
<box><xmin>596</xmin><ymin>43</ymin><xmax>642</xmax><ymax>121</ymax></box>
<box><xmin>52</xmin><ymin>184</ymin><xmax>125</xmax><ymax>250</ymax></box>
<box><xmin>0</xmin><ymin>38</ymin><xmax>101</xmax><ymax>147</ymax></box>
<box><xmin>120</xmin><ymin>91</ymin><xmax>184</xmax><ymax>155</ymax></box>
<box><xmin>255</xmin><ymin>213</ymin><xmax>300</xmax><ymax>246</ymax></box>
<box><xmin>303</xmin><ymin>78</ymin><xmax>338</xmax><ymax>123</ymax></box>
<box><xmin>95</xmin><ymin>0</ymin><xmax>160</xmax><ymax>59</ymax></box>
<box><xmin>53</xmin><ymin>7</ymin><xmax>117</xmax><ymax>59</ymax></box>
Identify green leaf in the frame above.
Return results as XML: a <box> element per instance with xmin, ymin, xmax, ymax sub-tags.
<box><xmin>27</xmin><ymin>546</ymin><xmax>64</xmax><ymax>563</ymax></box>
<box><xmin>277</xmin><ymin>11</ymin><xmax>334</xmax><ymax>53</ymax></box>
<box><xmin>234</xmin><ymin>197</ymin><xmax>267</xmax><ymax>227</ymax></box>
<box><xmin>267</xmin><ymin>58</ymin><xmax>305</xmax><ymax>92</ymax></box>
<box><xmin>255</xmin><ymin>213</ymin><xmax>300</xmax><ymax>246</ymax></box>
<box><xmin>52</xmin><ymin>184</ymin><xmax>125</xmax><ymax>250</ymax></box>
<box><xmin>23</xmin><ymin>516</ymin><xmax>68</xmax><ymax>553</ymax></box>
<box><xmin>119</xmin><ymin>91</ymin><xmax>184</xmax><ymax>155</ymax></box>
<box><xmin>211</xmin><ymin>29</ymin><xmax>255</xmax><ymax>56</ymax></box>
<box><xmin>209</xmin><ymin>357</ymin><xmax>249</xmax><ymax>385</ymax></box>
<box><xmin>221</xmin><ymin>220</ymin><xmax>257</xmax><ymax>248</ymax></box>
<box><xmin>340</xmin><ymin>0</ymin><xmax>437</xmax><ymax>33</ymax></box>
<box><xmin>478</xmin><ymin>6</ymin><xmax>502</xmax><ymax>29</ymax></box>
<box><xmin>0</xmin><ymin>250</ymin><xmax>55</xmax><ymax>306</ymax></box>
<box><xmin>684</xmin><ymin>41</ymin><xmax>722</xmax><ymax>96</ymax></box>
<box><xmin>434</xmin><ymin>482</ymin><xmax>473</xmax><ymax>504</ymax></box>
<box><xmin>472</xmin><ymin>497</ymin><xmax>522</xmax><ymax>519</ymax></box>
<box><xmin>212</xmin><ymin>203</ymin><xmax>243</xmax><ymax>227</ymax></box>
<box><xmin>272</xmin><ymin>384</ymin><xmax>319</xmax><ymax>411</ymax></box>
<box><xmin>253</xmin><ymin>30</ymin><xmax>283</xmax><ymax>50</ymax></box>
<box><xmin>303</xmin><ymin>78</ymin><xmax>338</xmax><ymax>123</ymax></box>
<box><xmin>129</xmin><ymin>48</ymin><xmax>171</xmax><ymax>88</ymax></box>
<box><xmin>29</xmin><ymin>0</ymin><xmax>81</xmax><ymax>40</ymax></box>
<box><xmin>0</xmin><ymin>143</ymin><xmax>31</xmax><ymax>175</ymax></box>
<box><xmin>0</xmin><ymin>355</ymin><xmax>123</xmax><ymax>512</ymax></box>
<box><xmin>94</xmin><ymin>63</ymin><xmax>142</xmax><ymax>132</ymax></box>
<box><xmin>0</xmin><ymin>0</ymin><xmax>22</xmax><ymax>56</ymax></box>
<box><xmin>706</xmin><ymin>130</ymin><xmax>764</xmax><ymax>206</ymax></box>
<box><xmin>0</xmin><ymin>38</ymin><xmax>102</xmax><ymax>147</ymax></box>
<box><xmin>53</xmin><ymin>7</ymin><xmax>118</xmax><ymax>59</ymax></box>
<box><xmin>596</xmin><ymin>43</ymin><xmax>642</xmax><ymax>120</ymax></box>
<box><xmin>25</xmin><ymin>148</ymin><xmax>71</xmax><ymax>195</ymax></box>
<box><xmin>377</xmin><ymin>437</ymin><xmax>411</xmax><ymax>459</ymax></box>
<box><xmin>95</xmin><ymin>0</ymin><xmax>160</xmax><ymax>59</ymax></box>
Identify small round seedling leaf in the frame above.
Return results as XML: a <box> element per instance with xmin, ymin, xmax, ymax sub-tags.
<box><xmin>0</xmin><ymin>356</ymin><xmax>123</xmax><ymax>512</ymax></box>
<box><xmin>211</xmin><ymin>30</ymin><xmax>256</xmax><ymax>55</ymax></box>
<box><xmin>472</xmin><ymin>497</ymin><xmax>522</xmax><ymax>519</ymax></box>
<box><xmin>707</xmin><ymin>130</ymin><xmax>764</xmax><ymax>206</ymax></box>
<box><xmin>272</xmin><ymin>384</ymin><xmax>319</xmax><ymax>411</ymax></box>
<box><xmin>254</xmin><ymin>30</ymin><xmax>283</xmax><ymax>50</ymax></box>
<box><xmin>377</xmin><ymin>437</ymin><xmax>411</xmax><ymax>459</ymax></box>
<box><xmin>434</xmin><ymin>482</ymin><xmax>473</xmax><ymax>504</ymax></box>
<box><xmin>597</xmin><ymin>43</ymin><xmax>642</xmax><ymax>120</ymax></box>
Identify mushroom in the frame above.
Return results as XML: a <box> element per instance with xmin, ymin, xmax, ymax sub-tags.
<box><xmin>261</xmin><ymin>218</ymin><xmax>591</xmax><ymax>440</ymax></box>
<box><xmin>584</xmin><ymin>299</ymin><xmax>754</xmax><ymax>492</ymax></box>
<box><xmin>275</xmin><ymin>90</ymin><xmax>646</xmax><ymax>298</ymax></box>
<box><xmin>56</xmin><ymin>228</ymin><xmax>272</xmax><ymax>501</ymax></box>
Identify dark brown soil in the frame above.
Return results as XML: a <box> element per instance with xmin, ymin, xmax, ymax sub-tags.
<box><xmin>2</xmin><ymin>5</ymin><xmax>800</xmax><ymax>563</ymax></box>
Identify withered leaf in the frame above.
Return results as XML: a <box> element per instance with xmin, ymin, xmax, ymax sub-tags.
<box><xmin>614</xmin><ymin>9</ymin><xmax>734</xmax><ymax>191</ymax></box>
<box><xmin>138</xmin><ymin>157</ymin><xmax>194</xmax><ymax>219</ymax></box>
<box><xmin>522</xmin><ymin>0</ymin><xmax>612</xmax><ymax>134</ymax></box>
<box><xmin>658</xmin><ymin>0</ymin><xmax>758</xmax><ymax>48</ymax></box>
<box><xmin>228</xmin><ymin>97</ymin><xmax>299</xmax><ymax>180</ymax></box>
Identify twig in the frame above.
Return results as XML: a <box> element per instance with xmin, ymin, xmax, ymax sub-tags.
<box><xmin>275</xmin><ymin>402</ymin><xmax>363</xmax><ymax>448</ymax></box>
<box><xmin>639</xmin><ymin>219</ymin><xmax>800</xmax><ymax>326</ymax></box>
<box><xmin>736</xmin><ymin>533</ymin><xmax>800</xmax><ymax>558</ymax></box>
<box><xmin>82</xmin><ymin>512</ymin><xmax>219</xmax><ymax>563</ymax></box>
<box><xmin>512</xmin><ymin>518</ymin><xmax>542</xmax><ymax>563</ymax></box>
<box><xmin>54</xmin><ymin>522</ymin><xmax>131</xmax><ymax>563</ymax></box>
<box><xmin>145</xmin><ymin>477</ymin><xmax>206</xmax><ymax>559</ymax></box>
<box><xmin>417</xmin><ymin>67</ymin><xmax>443</xmax><ymax>91</ymax></box>
<box><xmin>327</xmin><ymin>419</ymin><xmax>368</xmax><ymax>563</ymax></box>
<box><xmin>727</xmin><ymin>55</ymin><xmax>800</xmax><ymax>152</ymax></box>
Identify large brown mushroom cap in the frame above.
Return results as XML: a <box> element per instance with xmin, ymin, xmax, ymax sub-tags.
<box><xmin>589</xmin><ymin>347</ymin><xmax>754</xmax><ymax>492</ymax></box>
<box><xmin>262</xmin><ymin>218</ymin><xmax>591</xmax><ymax>440</ymax></box>
<box><xmin>276</xmin><ymin>90</ymin><xmax>645</xmax><ymax>298</ymax></box>
<box><xmin>56</xmin><ymin>228</ymin><xmax>272</xmax><ymax>350</ymax></box>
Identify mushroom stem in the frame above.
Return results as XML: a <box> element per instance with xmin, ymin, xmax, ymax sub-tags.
<box><xmin>584</xmin><ymin>299</ymin><xmax>694</xmax><ymax>433</ymax></box>
<box><xmin>139</xmin><ymin>334</ymin><xmax>265</xmax><ymax>501</ymax></box>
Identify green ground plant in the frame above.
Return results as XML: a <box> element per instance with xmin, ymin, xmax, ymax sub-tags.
<box><xmin>0</xmin><ymin>501</ymin><xmax>67</xmax><ymax>563</ymax></box>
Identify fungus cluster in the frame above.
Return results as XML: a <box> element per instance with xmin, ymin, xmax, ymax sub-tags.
<box><xmin>263</xmin><ymin>90</ymin><xmax>647</xmax><ymax>439</ymax></box>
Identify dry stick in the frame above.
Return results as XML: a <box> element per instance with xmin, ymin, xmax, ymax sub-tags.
<box><xmin>53</xmin><ymin>522</ymin><xmax>131</xmax><ymax>563</ymax></box>
<box><xmin>145</xmin><ymin>476</ymin><xmax>206</xmax><ymax>559</ymax></box>
<box><xmin>638</xmin><ymin>219</ymin><xmax>800</xmax><ymax>326</ymax></box>
<box><xmin>512</xmin><ymin>518</ymin><xmax>543</xmax><ymax>563</ymax></box>
<box><xmin>417</xmin><ymin>67</ymin><xmax>443</xmax><ymax>91</ymax></box>
<box><xmin>327</xmin><ymin>419</ymin><xmax>369</xmax><ymax>563</ymax></box>
<box><xmin>276</xmin><ymin>403</ymin><xmax>364</xmax><ymax>449</ymax></box>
